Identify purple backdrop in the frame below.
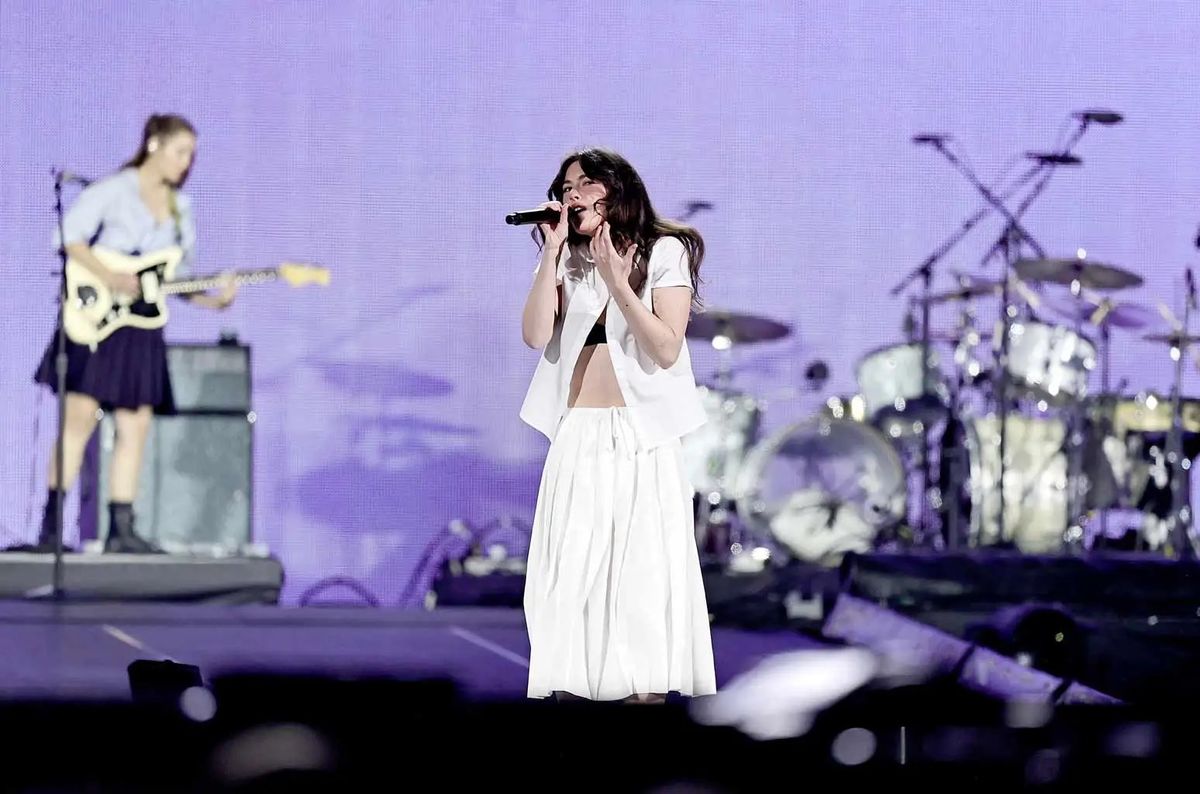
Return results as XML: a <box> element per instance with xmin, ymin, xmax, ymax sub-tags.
<box><xmin>1</xmin><ymin>1</ymin><xmax>1198</xmax><ymax>602</ymax></box>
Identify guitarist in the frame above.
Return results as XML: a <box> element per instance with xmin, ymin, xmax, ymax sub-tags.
<box><xmin>17</xmin><ymin>114</ymin><xmax>237</xmax><ymax>554</ymax></box>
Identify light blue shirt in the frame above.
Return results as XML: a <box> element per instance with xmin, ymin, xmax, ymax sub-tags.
<box><xmin>57</xmin><ymin>167</ymin><xmax>196</xmax><ymax>276</ymax></box>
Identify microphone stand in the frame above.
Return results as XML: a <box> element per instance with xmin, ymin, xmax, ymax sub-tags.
<box><xmin>50</xmin><ymin>171</ymin><xmax>71</xmax><ymax>600</ymax></box>
<box><xmin>973</xmin><ymin>118</ymin><xmax>1092</xmax><ymax>551</ymax></box>
<box><xmin>924</xmin><ymin>141</ymin><xmax>1049</xmax><ymax>552</ymax></box>
<box><xmin>894</xmin><ymin>149</ymin><xmax>1050</xmax><ymax>549</ymax></box>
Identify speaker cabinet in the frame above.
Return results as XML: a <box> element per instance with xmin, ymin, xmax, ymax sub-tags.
<box><xmin>93</xmin><ymin>343</ymin><xmax>254</xmax><ymax>556</ymax></box>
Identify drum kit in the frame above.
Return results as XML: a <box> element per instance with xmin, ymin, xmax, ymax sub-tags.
<box><xmin>684</xmin><ymin>254</ymin><xmax>1200</xmax><ymax>572</ymax></box>
<box><xmin>682</xmin><ymin>110</ymin><xmax>1200</xmax><ymax>569</ymax></box>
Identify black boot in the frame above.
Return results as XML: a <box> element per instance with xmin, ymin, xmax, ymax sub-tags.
<box><xmin>3</xmin><ymin>490</ymin><xmax>74</xmax><ymax>553</ymax></box>
<box><xmin>104</xmin><ymin>501</ymin><xmax>163</xmax><ymax>554</ymax></box>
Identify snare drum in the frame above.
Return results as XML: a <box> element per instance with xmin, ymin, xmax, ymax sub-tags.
<box><xmin>855</xmin><ymin>343</ymin><xmax>948</xmax><ymax>435</ymax></box>
<box><xmin>965</xmin><ymin>414</ymin><xmax>1068</xmax><ymax>553</ymax></box>
<box><xmin>1000</xmin><ymin>321</ymin><xmax>1096</xmax><ymax>405</ymax></box>
<box><xmin>681</xmin><ymin>385</ymin><xmax>761</xmax><ymax>494</ymax></box>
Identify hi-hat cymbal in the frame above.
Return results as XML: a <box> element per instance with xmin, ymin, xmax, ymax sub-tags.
<box><xmin>1144</xmin><ymin>331</ymin><xmax>1200</xmax><ymax>346</ymax></box>
<box><xmin>1015</xmin><ymin>257</ymin><xmax>1143</xmax><ymax>290</ymax></box>
<box><xmin>1041</xmin><ymin>292</ymin><xmax>1156</xmax><ymax>329</ymax></box>
<box><xmin>686</xmin><ymin>309</ymin><xmax>791</xmax><ymax>343</ymax></box>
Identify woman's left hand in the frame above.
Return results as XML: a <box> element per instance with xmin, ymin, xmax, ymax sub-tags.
<box><xmin>590</xmin><ymin>222</ymin><xmax>637</xmax><ymax>293</ymax></box>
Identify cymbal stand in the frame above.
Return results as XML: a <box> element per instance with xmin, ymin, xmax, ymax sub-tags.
<box><xmin>893</xmin><ymin>261</ymin><xmax>938</xmax><ymax>545</ymax></box>
<box><xmin>892</xmin><ymin>221</ymin><xmax>989</xmax><ymax>545</ymax></box>
<box><xmin>1095</xmin><ymin>314</ymin><xmax>1114</xmax><ymax>546</ymax></box>
<box><xmin>1164</xmin><ymin>272</ymin><xmax>1197</xmax><ymax>559</ymax></box>
<box><xmin>1064</xmin><ymin>275</ymin><xmax>1091</xmax><ymax>550</ymax></box>
<box><xmin>695</xmin><ymin>322</ymin><xmax>740</xmax><ymax>564</ymax></box>
<box><xmin>942</xmin><ymin>280</ymin><xmax>986</xmax><ymax>549</ymax></box>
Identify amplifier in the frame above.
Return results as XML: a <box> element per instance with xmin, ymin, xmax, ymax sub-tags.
<box><xmin>167</xmin><ymin>343</ymin><xmax>251</xmax><ymax>413</ymax></box>
<box><xmin>91</xmin><ymin>342</ymin><xmax>255</xmax><ymax>556</ymax></box>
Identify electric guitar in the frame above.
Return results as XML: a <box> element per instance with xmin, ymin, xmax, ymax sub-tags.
<box><xmin>63</xmin><ymin>245</ymin><xmax>330</xmax><ymax>348</ymax></box>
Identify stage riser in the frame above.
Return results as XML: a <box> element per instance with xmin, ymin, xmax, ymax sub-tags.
<box><xmin>0</xmin><ymin>555</ymin><xmax>282</xmax><ymax>604</ymax></box>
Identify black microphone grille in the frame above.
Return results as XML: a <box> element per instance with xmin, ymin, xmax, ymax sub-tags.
<box><xmin>1074</xmin><ymin>109</ymin><xmax>1124</xmax><ymax>125</ymax></box>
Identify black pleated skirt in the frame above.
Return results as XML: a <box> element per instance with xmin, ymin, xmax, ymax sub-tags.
<box><xmin>34</xmin><ymin>325</ymin><xmax>176</xmax><ymax>415</ymax></box>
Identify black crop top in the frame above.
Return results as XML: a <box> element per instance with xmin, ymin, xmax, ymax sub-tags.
<box><xmin>583</xmin><ymin>322</ymin><xmax>606</xmax><ymax>347</ymax></box>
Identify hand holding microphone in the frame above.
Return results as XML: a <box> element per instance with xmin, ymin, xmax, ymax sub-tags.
<box><xmin>508</xmin><ymin>201</ymin><xmax>572</xmax><ymax>247</ymax></box>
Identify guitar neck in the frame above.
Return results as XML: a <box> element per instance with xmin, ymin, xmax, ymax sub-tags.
<box><xmin>162</xmin><ymin>269</ymin><xmax>279</xmax><ymax>295</ymax></box>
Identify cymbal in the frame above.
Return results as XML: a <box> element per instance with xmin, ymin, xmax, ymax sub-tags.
<box><xmin>1014</xmin><ymin>257</ymin><xmax>1143</xmax><ymax>290</ymax></box>
<box><xmin>1144</xmin><ymin>331</ymin><xmax>1200</xmax><ymax>346</ymax></box>
<box><xmin>916</xmin><ymin>278</ymin><xmax>1003</xmax><ymax>305</ymax></box>
<box><xmin>1041</xmin><ymin>293</ymin><xmax>1156</xmax><ymax>329</ymax></box>
<box><xmin>686</xmin><ymin>310</ymin><xmax>790</xmax><ymax>343</ymax></box>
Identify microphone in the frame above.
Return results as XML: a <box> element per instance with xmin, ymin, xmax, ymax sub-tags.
<box><xmin>1187</xmin><ymin>268</ymin><xmax>1196</xmax><ymax>310</ymax></box>
<box><xmin>1073</xmin><ymin>109</ymin><xmax>1124</xmax><ymax>125</ymax></box>
<box><xmin>1025</xmin><ymin>152</ymin><xmax>1083</xmax><ymax>165</ymax></box>
<box><xmin>912</xmin><ymin>133</ymin><xmax>951</xmax><ymax>145</ymax></box>
<box><xmin>505</xmin><ymin>207</ymin><xmax>560</xmax><ymax>226</ymax></box>
<box><xmin>52</xmin><ymin>168</ymin><xmax>92</xmax><ymax>186</ymax></box>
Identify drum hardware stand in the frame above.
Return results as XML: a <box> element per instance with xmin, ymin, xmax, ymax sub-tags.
<box><xmin>1061</xmin><ymin>275</ymin><xmax>1094</xmax><ymax>552</ymax></box>
<box><xmin>695</xmin><ymin>322</ymin><xmax>741</xmax><ymax>565</ymax></box>
<box><xmin>905</xmin><ymin>132</ymin><xmax>1068</xmax><ymax>548</ymax></box>
<box><xmin>940</xmin><ymin>290</ymin><xmax>983</xmax><ymax>549</ymax></box>
<box><xmin>684</xmin><ymin>309</ymin><xmax>791</xmax><ymax>569</ymax></box>
<box><xmin>926</xmin><ymin>117</ymin><xmax>1095</xmax><ymax>548</ymax></box>
<box><xmin>1086</xmin><ymin>298</ymin><xmax>1129</xmax><ymax>549</ymax></box>
<box><xmin>1163</xmin><ymin>270</ymin><xmax>1197</xmax><ymax>559</ymax></box>
<box><xmin>1094</xmin><ymin>312</ymin><xmax>1114</xmax><ymax>547</ymax></box>
<box><xmin>890</xmin><ymin>200</ymin><xmax>977</xmax><ymax>548</ymax></box>
<box><xmin>927</xmin><ymin>144</ymin><xmax>1046</xmax><ymax>550</ymax></box>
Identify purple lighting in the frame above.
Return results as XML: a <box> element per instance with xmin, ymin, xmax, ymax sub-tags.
<box><xmin>1</xmin><ymin>2</ymin><xmax>1198</xmax><ymax>602</ymax></box>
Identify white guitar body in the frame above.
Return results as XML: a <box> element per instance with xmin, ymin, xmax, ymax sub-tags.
<box><xmin>62</xmin><ymin>246</ymin><xmax>329</xmax><ymax>349</ymax></box>
<box><xmin>64</xmin><ymin>246</ymin><xmax>184</xmax><ymax>349</ymax></box>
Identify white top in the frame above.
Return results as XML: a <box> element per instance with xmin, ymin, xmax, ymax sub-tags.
<box><xmin>520</xmin><ymin>235</ymin><xmax>707</xmax><ymax>451</ymax></box>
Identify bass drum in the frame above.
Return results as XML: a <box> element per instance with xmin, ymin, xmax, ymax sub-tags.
<box><xmin>964</xmin><ymin>414</ymin><xmax>1068</xmax><ymax>553</ymax></box>
<box><xmin>681</xmin><ymin>385</ymin><xmax>761</xmax><ymax>495</ymax></box>
<box><xmin>731</xmin><ymin>414</ymin><xmax>907</xmax><ymax>567</ymax></box>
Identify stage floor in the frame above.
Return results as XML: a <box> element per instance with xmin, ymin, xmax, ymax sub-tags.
<box><xmin>0</xmin><ymin>601</ymin><xmax>826</xmax><ymax>702</ymax></box>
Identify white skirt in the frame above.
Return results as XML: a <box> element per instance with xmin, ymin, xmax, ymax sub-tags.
<box><xmin>524</xmin><ymin>407</ymin><xmax>717</xmax><ymax>700</ymax></box>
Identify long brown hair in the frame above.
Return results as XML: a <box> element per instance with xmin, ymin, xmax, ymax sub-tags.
<box><xmin>122</xmin><ymin>113</ymin><xmax>197</xmax><ymax>187</ymax></box>
<box><xmin>538</xmin><ymin>148</ymin><xmax>705</xmax><ymax>307</ymax></box>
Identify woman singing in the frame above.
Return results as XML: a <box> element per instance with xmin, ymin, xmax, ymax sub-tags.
<box><xmin>519</xmin><ymin>148</ymin><xmax>716</xmax><ymax>702</ymax></box>
<box><xmin>17</xmin><ymin>113</ymin><xmax>236</xmax><ymax>554</ymax></box>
